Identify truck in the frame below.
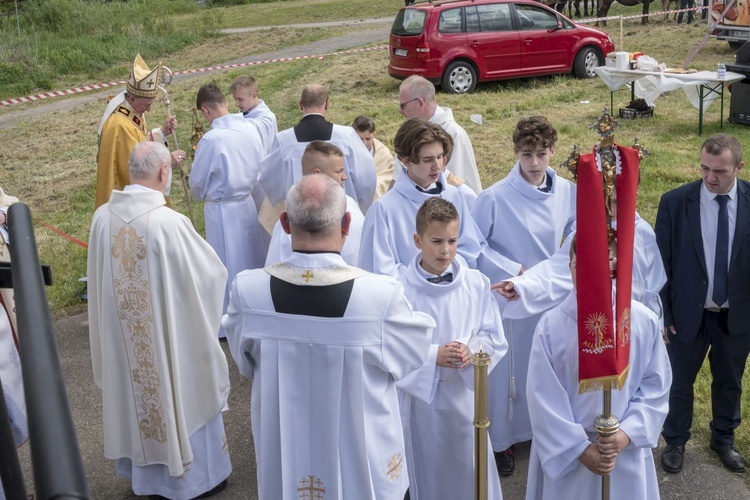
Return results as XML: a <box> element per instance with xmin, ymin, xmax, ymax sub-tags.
<box><xmin>710</xmin><ymin>0</ymin><xmax>750</xmax><ymax>49</ymax></box>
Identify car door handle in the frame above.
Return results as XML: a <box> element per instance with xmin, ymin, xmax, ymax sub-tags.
<box><xmin>469</xmin><ymin>41</ymin><xmax>480</xmax><ymax>47</ymax></box>
<box><xmin>522</xmin><ymin>39</ymin><xmax>533</xmax><ymax>45</ymax></box>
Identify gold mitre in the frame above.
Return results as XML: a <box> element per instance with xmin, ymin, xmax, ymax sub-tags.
<box><xmin>126</xmin><ymin>54</ymin><xmax>162</xmax><ymax>98</ymax></box>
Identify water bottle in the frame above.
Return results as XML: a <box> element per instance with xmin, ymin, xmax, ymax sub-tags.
<box><xmin>718</xmin><ymin>63</ymin><xmax>726</xmax><ymax>80</ymax></box>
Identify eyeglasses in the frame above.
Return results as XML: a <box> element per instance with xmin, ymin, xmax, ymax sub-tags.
<box><xmin>399</xmin><ymin>97</ymin><xmax>421</xmax><ymax>110</ymax></box>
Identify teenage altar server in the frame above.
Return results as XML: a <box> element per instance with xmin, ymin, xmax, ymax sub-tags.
<box><xmin>397</xmin><ymin>198</ymin><xmax>507</xmax><ymax>500</ymax></box>
<box><xmin>471</xmin><ymin>117</ymin><xmax>576</xmax><ymax>475</ymax></box>
<box><xmin>265</xmin><ymin>141</ymin><xmax>364</xmax><ymax>266</ymax></box>
<box><xmin>88</xmin><ymin>142</ymin><xmax>231</xmax><ymax>499</ymax></box>
<box><xmin>230</xmin><ymin>75</ymin><xmax>278</xmax><ymax>155</ymax></box>
<box><xmin>258</xmin><ymin>84</ymin><xmax>376</xmax><ymax>213</ymax></box>
<box><xmin>223</xmin><ymin>174</ymin><xmax>434</xmax><ymax>499</ymax></box>
<box><xmin>359</xmin><ymin>118</ymin><xmax>484</xmax><ymax>276</ymax></box>
<box><xmin>190</xmin><ymin>82</ymin><xmax>266</xmax><ymax>338</ymax></box>
<box><xmin>525</xmin><ymin>237</ymin><xmax>671</xmax><ymax>500</ymax></box>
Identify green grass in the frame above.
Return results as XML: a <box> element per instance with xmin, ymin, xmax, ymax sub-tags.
<box><xmin>1</xmin><ymin>0</ymin><xmax>748</xmax><ymax>463</ymax></box>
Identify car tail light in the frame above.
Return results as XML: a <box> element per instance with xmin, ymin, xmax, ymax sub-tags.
<box><xmin>416</xmin><ymin>42</ymin><xmax>430</xmax><ymax>59</ymax></box>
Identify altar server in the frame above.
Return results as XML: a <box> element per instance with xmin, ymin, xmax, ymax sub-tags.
<box><xmin>471</xmin><ymin>117</ymin><xmax>576</xmax><ymax>475</ymax></box>
<box><xmin>88</xmin><ymin>141</ymin><xmax>231</xmax><ymax>499</ymax></box>
<box><xmin>265</xmin><ymin>141</ymin><xmax>364</xmax><ymax>266</ymax></box>
<box><xmin>352</xmin><ymin>115</ymin><xmax>395</xmax><ymax>201</ymax></box>
<box><xmin>189</xmin><ymin>82</ymin><xmax>266</xmax><ymax>338</ymax></box>
<box><xmin>397</xmin><ymin>197</ymin><xmax>507</xmax><ymax>500</ymax></box>
<box><xmin>525</xmin><ymin>237</ymin><xmax>671</xmax><ymax>500</ymax></box>
<box><xmin>359</xmin><ymin>118</ymin><xmax>484</xmax><ymax>276</ymax></box>
<box><xmin>230</xmin><ymin>75</ymin><xmax>278</xmax><ymax>155</ymax></box>
<box><xmin>258</xmin><ymin>84</ymin><xmax>376</xmax><ymax>213</ymax></box>
<box><xmin>223</xmin><ymin>174</ymin><xmax>434</xmax><ymax>500</ymax></box>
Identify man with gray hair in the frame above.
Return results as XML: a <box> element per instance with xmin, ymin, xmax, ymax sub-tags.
<box><xmin>223</xmin><ymin>173</ymin><xmax>434</xmax><ymax>499</ymax></box>
<box><xmin>88</xmin><ymin>141</ymin><xmax>231</xmax><ymax>498</ymax></box>
<box><xmin>398</xmin><ymin>75</ymin><xmax>482</xmax><ymax>194</ymax></box>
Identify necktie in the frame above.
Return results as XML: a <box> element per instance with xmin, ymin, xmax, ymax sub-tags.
<box><xmin>427</xmin><ymin>272</ymin><xmax>453</xmax><ymax>284</ymax></box>
<box><xmin>416</xmin><ymin>182</ymin><xmax>442</xmax><ymax>195</ymax></box>
<box><xmin>712</xmin><ymin>194</ymin><xmax>729</xmax><ymax>306</ymax></box>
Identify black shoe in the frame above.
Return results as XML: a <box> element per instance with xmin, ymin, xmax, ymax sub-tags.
<box><xmin>710</xmin><ymin>440</ymin><xmax>746</xmax><ymax>473</ymax></box>
<box><xmin>494</xmin><ymin>446</ymin><xmax>515</xmax><ymax>476</ymax></box>
<box><xmin>193</xmin><ymin>479</ymin><xmax>228</xmax><ymax>499</ymax></box>
<box><xmin>661</xmin><ymin>444</ymin><xmax>685</xmax><ymax>473</ymax></box>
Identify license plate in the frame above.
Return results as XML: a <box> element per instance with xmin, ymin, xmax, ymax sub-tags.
<box><xmin>395</xmin><ymin>48</ymin><xmax>408</xmax><ymax>57</ymax></box>
<box><xmin>730</xmin><ymin>30</ymin><xmax>749</xmax><ymax>38</ymax></box>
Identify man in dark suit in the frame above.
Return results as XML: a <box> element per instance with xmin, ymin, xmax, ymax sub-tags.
<box><xmin>656</xmin><ymin>133</ymin><xmax>749</xmax><ymax>474</ymax></box>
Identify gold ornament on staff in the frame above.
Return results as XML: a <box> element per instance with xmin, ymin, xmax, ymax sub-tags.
<box><xmin>469</xmin><ymin>329</ymin><xmax>495</xmax><ymax>500</ymax></box>
<box><xmin>191</xmin><ymin>107</ymin><xmax>205</xmax><ymax>159</ymax></box>
<box><xmin>158</xmin><ymin>64</ymin><xmax>197</xmax><ymax>228</ymax></box>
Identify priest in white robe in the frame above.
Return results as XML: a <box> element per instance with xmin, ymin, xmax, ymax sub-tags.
<box><xmin>525</xmin><ymin>256</ymin><xmax>671</xmax><ymax>499</ymax></box>
<box><xmin>472</xmin><ymin>153</ymin><xmax>576</xmax><ymax>469</ymax></box>
<box><xmin>88</xmin><ymin>141</ymin><xmax>231</xmax><ymax>499</ymax></box>
<box><xmin>190</xmin><ymin>83</ymin><xmax>267</xmax><ymax>338</ymax></box>
<box><xmin>398</xmin><ymin>75</ymin><xmax>482</xmax><ymax>194</ymax></box>
<box><xmin>258</xmin><ymin>84</ymin><xmax>376</xmax><ymax>214</ymax></box>
<box><xmin>396</xmin><ymin>197</ymin><xmax>507</xmax><ymax>500</ymax></box>
<box><xmin>265</xmin><ymin>141</ymin><xmax>363</xmax><ymax>267</ymax></box>
<box><xmin>223</xmin><ymin>174</ymin><xmax>434</xmax><ymax>500</ymax></box>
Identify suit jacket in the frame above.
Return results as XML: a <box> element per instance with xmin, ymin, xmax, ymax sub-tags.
<box><xmin>655</xmin><ymin>179</ymin><xmax>750</xmax><ymax>342</ymax></box>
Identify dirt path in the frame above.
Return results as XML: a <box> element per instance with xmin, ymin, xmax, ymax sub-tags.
<box><xmin>0</xmin><ymin>18</ymin><xmax>392</xmax><ymax>130</ymax></box>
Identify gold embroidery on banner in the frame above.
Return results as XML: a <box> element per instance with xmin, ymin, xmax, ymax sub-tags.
<box><xmin>111</xmin><ymin>224</ymin><xmax>166</xmax><ymax>444</ymax></box>
<box><xmin>582</xmin><ymin>312</ymin><xmax>614</xmax><ymax>354</ymax></box>
<box><xmin>618</xmin><ymin>308</ymin><xmax>631</xmax><ymax>348</ymax></box>
<box><xmin>386</xmin><ymin>453</ymin><xmax>403</xmax><ymax>480</ymax></box>
<box><xmin>297</xmin><ymin>475</ymin><xmax>325</xmax><ymax>499</ymax></box>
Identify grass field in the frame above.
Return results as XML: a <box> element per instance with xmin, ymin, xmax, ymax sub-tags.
<box><xmin>1</xmin><ymin>0</ymin><xmax>749</xmax><ymax>463</ymax></box>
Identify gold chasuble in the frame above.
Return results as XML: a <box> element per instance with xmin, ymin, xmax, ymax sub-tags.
<box><xmin>96</xmin><ymin>103</ymin><xmax>148</xmax><ymax>208</ymax></box>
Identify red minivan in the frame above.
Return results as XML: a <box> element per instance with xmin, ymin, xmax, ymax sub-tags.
<box><xmin>389</xmin><ymin>0</ymin><xmax>616</xmax><ymax>93</ymax></box>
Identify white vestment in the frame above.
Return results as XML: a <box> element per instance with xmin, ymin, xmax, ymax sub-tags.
<box><xmin>472</xmin><ymin>164</ymin><xmax>576</xmax><ymax>451</ymax></box>
<box><xmin>0</xmin><ymin>293</ymin><xmax>26</xmax><ymax>449</ymax></box>
<box><xmin>359</xmin><ymin>170</ymin><xmax>484</xmax><ymax>276</ymax></box>
<box><xmin>397</xmin><ymin>255</ymin><xmax>507</xmax><ymax>500</ymax></box>
<box><xmin>259</xmin><ymin>123</ymin><xmax>377</xmax><ymax>213</ymax></box>
<box><xmin>241</xmin><ymin>100</ymin><xmax>278</xmax><ymax>156</ymax></box>
<box><xmin>87</xmin><ymin>186</ymin><xmax>231</xmax><ymax>493</ymax></box>
<box><xmin>431</xmin><ymin>106</ymin><xmax>482</xmax><ymax>195</ymax></box>
<box><xmin>525</xmin><ymin>293</ymin><xmax>671</xmax><ymax>500</ymax></box>
<box><xmin>502</xmin><ymin>215</ymin><xmax>667</xmax><ymax>320</ymax></box>
<box><xmin>190</xmin><ymin>113</ymin><xmax>266</xmax><ymax>336</ymax></box>
<box><xmin>222</xmin><ymin>252</ymin><xmax>435</xmax><ymax>500</ymax></box>
<box><xmin>265</xmin><ymin>194</ymin><xmax>364</xmax><ymax>266</ymax></box>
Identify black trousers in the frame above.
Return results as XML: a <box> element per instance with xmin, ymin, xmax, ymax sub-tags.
<box><xmin>678</xmin><ymin>0</ymin><xmax>695</xmax><ymax>24</ymax></box>
<box><xmin>663</xmin><ymin>309</ymin><xmax>750</xmax><ymax>446</ymax></box>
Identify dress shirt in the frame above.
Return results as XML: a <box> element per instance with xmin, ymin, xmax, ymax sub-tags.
<box><xmin>700</xmin><ymin>180</ymin><xmax>738</xmax><ymax>308</ymax></box>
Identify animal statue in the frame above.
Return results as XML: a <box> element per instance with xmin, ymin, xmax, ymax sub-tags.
<box><xmin>597</xmin><ymin>0</ymin><xmax>656</xmax><ymax>24</ymax></box>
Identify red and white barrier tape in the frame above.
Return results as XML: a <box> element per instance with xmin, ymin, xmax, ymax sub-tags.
<box><xmin>0</xmin><ymin>45</ymin><xmax>388</xmax><ymax>107</ymax></box>
<box><xmin>576</xmin><ymin>6</ymin><xmax>706</xmax><ymax>25</ymax></box>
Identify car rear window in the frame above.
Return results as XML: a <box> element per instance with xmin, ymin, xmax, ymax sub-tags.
<box><xmin>392</xmin><ymin>8</ymin><xmax>427</xmax><ymax>36</ymax></box>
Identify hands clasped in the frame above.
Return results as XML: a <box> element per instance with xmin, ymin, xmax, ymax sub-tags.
<box><xmin>437</xmin><ymin>341</ymin><xmax>471</xmax><ymax>369</ymax></box>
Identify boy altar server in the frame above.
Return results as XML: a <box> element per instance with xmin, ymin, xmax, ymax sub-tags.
<box><xmin>471</xmin><ymin>117</ymin><xmax>576</xmax><ymax>475</ymax></box>
<box><xmin>359</xmin><ymin>118</ymin><xmax>485</xmax><ymax>276</ymax></box>
<box><xmin>230</xmin><ymin>75</ymin><xmax>278</xmax><ymax>155</ymax></box>
<box><xmin>525</xmin><ymin>236</ymin><xmax>671</xmax><ymax>500</ymax></box>
<box><xmin>223</xmin><ymin>174</ymin><xmax>435</xmax><ymax>499</ymax></box>
<box><xmin>265</xmin><ymin>141</ymin><xmax>364</xmax><ymax>266</ymax></box>
<box><xmin>397</xmin><ymin>198</ymin><xmax>508</xmax><ymax>500</ymax></box>
<box><xmin>190</xmin><ymin>82</ymin><xmax>266</xmax><ymax>338</ymax></box>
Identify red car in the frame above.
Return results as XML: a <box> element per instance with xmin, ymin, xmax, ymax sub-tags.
<box><xmin>389</xmin><ymin>0</ymin><xmax>616</xmax><ymax>93</ymax></box>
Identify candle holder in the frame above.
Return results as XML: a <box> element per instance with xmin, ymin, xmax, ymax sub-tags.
<box><xmin>469</xmin><ymin>329</ymin><xmax>496</xmax><ymax>500</ymax></box>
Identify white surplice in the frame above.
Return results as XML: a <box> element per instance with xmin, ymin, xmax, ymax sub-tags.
<box><xmin>397</xmin><ymin>255</ymin><xmax>508</xmax><ymax>500</ymax></box>
<box><xmin>190</xmin><ymin>113</ymin><xmax>266</xmax><ymax>337</ymax></box>
<box><xmin>472</xmin><ymin>164</ymin><xmax>576</xmax><ymax>452</ymax></box>
<box><xmin>87</xmin><ymin>186</ymin><xmax>231</xmax><ymax>494</ymax></box>
<box><xmin>259</xmin><ymin>123</ymin><xmax>377</xmax><ymax>213</ymax></box>
<box><xmin>265</xmin><ymin>194</ymin><xmax>364</xmax><ymax>266</ymax></box>
<box><xmin>241</xmin><ymin>100</ymin><xmax>278</xmax><ymax>156</ymax></box>
<box><xmin>525</xmin><ymin>293</ymin><xmax>671</xmax><ymax>500</ymax></box>
<box><xmin>359</xmin><ymin>170</ymin><xmax>484</xmax><ymax>276</ymax></box>
<box><xmin>502</xmin><ymin>215</ymin><xmax>667</xmax><ymax>320</ymax></box>
<box><xmin>222</xmin><ymin>252</ymin><xmax>435</xmax><ymax>500</ymax></box>
<box><xmin>430</xmin><ymin>106</ymin><xmax>482</xmax><ymax>195</ymax></box>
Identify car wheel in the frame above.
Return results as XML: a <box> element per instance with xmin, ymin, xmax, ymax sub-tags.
<box><xmin>573</xmin><ymin>47</ymin><xmax>602</xmax><ymax>79</ymax></box>
<box><xmin>441</xmin><ymin>61</ymin><xmax>477</xmax><ymax>94</ymax></box>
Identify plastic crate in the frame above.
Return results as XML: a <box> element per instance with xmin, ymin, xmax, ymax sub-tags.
<box><xmin>619</xmin><ymin>107</ymin><xmax>654</xmax><ymax>119</ymax></box>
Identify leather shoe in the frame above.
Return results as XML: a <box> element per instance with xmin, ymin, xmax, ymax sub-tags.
<box><xmin>710</xmin><ymin>440</ymin><xmax>746</xmax><ymax>473</ymax></box>
<box><xmin>494</xmin><ymin>446</ymin><xmax>515</xmax><ymax>476</ymax></box>
<box><xmin>661</xmin><ymin>444</ymin><xmax>684</xmax><ymax>473</ymax></box>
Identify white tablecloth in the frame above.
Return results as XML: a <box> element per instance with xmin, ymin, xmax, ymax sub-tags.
<box><xmin>594</xmin><ymin>67</ymin><xmax>744</xmax><ymax>112</ymax></box>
